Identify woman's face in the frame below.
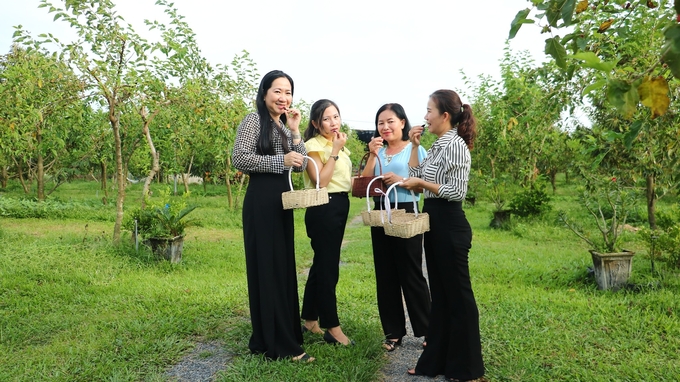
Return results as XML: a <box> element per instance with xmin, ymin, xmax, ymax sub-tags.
<box><xmin>265</xmin><ymin>77</ymin><xmax>293</xmax><ymax>120</ymax></box>
<box><xmin>313</xmin><ymin>105</ymin><xmax>341</xmax><ymax>140</ymax></box>
<box><xmin>376</xmin><ymin>109</ymin><xmax>404</xmax><ymax>143</ymax></box>
<box><xmin>424</xmin><ymin>97</ymin><xmax>448</xmax><ymax>137</ymax></box>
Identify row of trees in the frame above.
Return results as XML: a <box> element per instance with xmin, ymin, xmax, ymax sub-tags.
<box><xmin>465</xmin><ymin>0</ymin><xmax>680</xmax><ymax>230</ymax></box>
<box><xmin>2</xmin><ymin>0</ymin><xmax>679</xmax><ymax>242</ymax></box>
<box><xmin>1</xmin><ymin>0</ymin><xmax>259</xmax><ymax>241</ymax></box>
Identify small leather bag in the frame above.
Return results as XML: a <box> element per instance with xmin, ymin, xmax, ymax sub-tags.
<box><xmin>351</xmin><ymin>152</ymin><xmax>387</xmax><ymax>198</ymax></box>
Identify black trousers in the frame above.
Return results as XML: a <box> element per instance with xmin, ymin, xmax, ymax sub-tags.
<box><xmin>243</xmin><ymin>173</ymin><xmax>304</xmax><ymax>359</ymax></box>
<box><xmin>301</xmin><ymin>192</ymin><xmax>350</xmax><ymax>328</ymax></box>
<box><xmin>371</xmin><ymin>200</ymin><xmax>430</xmax><ymax>340</ymax></box>
<box><xmin>415</xmin><ymin>199</ymin><xmax>484</xmax><ymax>380</ymax></box>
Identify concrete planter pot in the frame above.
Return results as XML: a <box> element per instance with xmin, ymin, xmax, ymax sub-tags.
<box><xmin>589</xmin><ymin>250</ymin><xmax>635</xmax><ymax>291</ymax></box>
<box><xmin>145</xmin><ymin>235</ymin><xmax>185</xmax><ymax>263</ymax></box>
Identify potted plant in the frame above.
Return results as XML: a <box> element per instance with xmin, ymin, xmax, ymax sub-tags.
<box><xmin>125</xmin><ymin>190</ymin><xmax>197</xmax><ymax>263</ymax></box>
<box><xmin>484</xmin><ymin>173</ymin><xmax>512</xmax><ymax>228</ymax></box>
<box><xmin>558</xmin><ymin>175</ymin><xmax>637</xmax><ymax>290</ymax></box>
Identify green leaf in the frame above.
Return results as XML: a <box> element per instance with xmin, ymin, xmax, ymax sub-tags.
<box><xmin>662</xmin><ymin>44</ymin><xmax>680</xmax><ymax>79</ymax></box>
<box><xmin>583</xmin><ymin>79</ymin><xmax>607</xmax><ymax>96</ymax></box>
<box><xmin>664</xmin><ymin>24</ymin><xmax>680</xmax><ymax>50</ymax></box>
<box><xmin>571</xmin><ymin>52</ymin><xmax>617</xmax><ymax>72</ymax></box>
<box><xmin>624</xmin><ymin>121</ymin><xmax>643</xmax><ymax>149</ymax></box>
<box><xmin>662</xmin><ymin>24</ymin><xmax>680</xmax><ymax>79</ymax></box>
<box><xmin>606</xmin><ymin>79</ymin><xmax>639</xmax><ymax>119</ymax></box>
<box><xmin>509</xmin><ymin>8</ymin><xmax>533</xmax><ymax>39</ymax></box>
<box><xmin>561</xmin><ymin>0</ymin><xmax>577</xmax><ymax>26</ymax></box>
<box><xmin>546</xmin><ymin>0</ymin><xmax>567</xmax><ymax>27</ymax></box>
<box><xmin>566</xmin><ymin>64</ymin><xmax>576</xmax><ymax>80</ymax></box>
<box><xmin>545</xmin><ymin>36</ymin><xmax>567</xmax><ymax>69</ymax></box>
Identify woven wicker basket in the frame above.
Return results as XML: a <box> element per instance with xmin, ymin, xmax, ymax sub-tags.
<box><xmin>382</xmin><ymin>182</ymin><xmax>430</xmax><ymax>238</ymax></box>
<box><xmin>360</xmin><ymin>176</ymin><xmax>405</xmax><ymax>227</ymax></box>
<box><xmin>282</xmin><ymin>156</ymin><xmax>329</xmax><ymax>210</ymax></box>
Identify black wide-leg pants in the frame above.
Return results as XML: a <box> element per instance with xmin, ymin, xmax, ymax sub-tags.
<box><xmin>371</xmin><ymin>200</ymin><xmax>430</xmax><ymax>340</ymax></box>
<box><xmin>301</xmin><ymin>192</ymin><xmax>350</xmax><ymax>328</ymax></box>
<box><xmin>243</xmin><ymin>173</ymin><xmax>304</xmax><ymax>359</ymax></box>
<box><xmin>415</xmin><ymin>199</ymin><xmax>484</xmax><ymax>380</ymax></box>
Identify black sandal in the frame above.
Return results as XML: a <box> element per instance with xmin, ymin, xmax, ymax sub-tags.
<box><xmin>382</xmin><ymin>338</ymin><xmax>402</xmax><ymax>352</ymax></box>
<box><xmin>292</xmin><ymin>353</ymin><xmax>315</xmax><ymax>363</ymax></box>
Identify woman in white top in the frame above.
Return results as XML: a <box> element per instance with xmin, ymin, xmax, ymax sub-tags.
<box><xmin>403</xmin><ymin>90</ymin><xmax>485</xmax><ymax>381</ymax></box>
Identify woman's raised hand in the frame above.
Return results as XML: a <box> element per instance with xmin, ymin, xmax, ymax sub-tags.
<box><xmin>332</xmin><ymin>131</ymin><xmax>347</xmax><ymax>152</ymax></box>
<box><xmin>285</xmin><ymin>108</ymin><xmax>302</xmax><ymax>131</ymax></box>
<box><xmin>368</xmin><ymin>137</ymin><xmax>384</xmax><ymax>155</ymax></box>
<box><xmin>409</xmin><ymin>125</ymin><xmax>424</xmax><ymax>146</ymax></box>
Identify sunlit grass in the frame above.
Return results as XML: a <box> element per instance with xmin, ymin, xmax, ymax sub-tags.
<box><xmin>1</xmin><ymin>178</ymin><xmax>680</xmax><ymax>381</ymax></box>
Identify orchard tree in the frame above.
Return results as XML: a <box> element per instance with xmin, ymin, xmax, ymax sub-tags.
<box><xmin>510</xmin><ymin>0</ymin><xmax>680</xmax><ymax>119</ymax></box>
<box><xmin>466</xmin><ymin>48</ymin><xmax>573</xmax><ymax>187</ymax></box>
<box><xmin>511</xmin><ymin>0</ymin><xmax>680</xmax><ymax>228</ymax></box>
<box><xmin>0</xmin><ymin>43</ymin><xmax>84</xmax><ymax>200</ymax></box>
<box><xmin>35</xmin><ymin>0</ymin><xmax>159</xmax><ymax>242</ymax></box>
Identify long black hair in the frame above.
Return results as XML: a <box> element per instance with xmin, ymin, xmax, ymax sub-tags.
<box><xmin>303</xmin><ymin>99</ymin><xmax>341</xmax><ymax>141</ymax></box>
<box><xmin>373</xmin><ymin>103</ymin><xmax>412</xmax><ymax>143</ymax></box>
<box><xmin>255</xmin><ymin>70</ymin><xmax>294</xmax><ymax>155</ymax></box>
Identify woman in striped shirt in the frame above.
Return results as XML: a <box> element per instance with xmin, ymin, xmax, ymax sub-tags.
<box><xmin>403</xmin><ymin>90</ymin><xmax>485</xmax><ymax>381</ymax></box>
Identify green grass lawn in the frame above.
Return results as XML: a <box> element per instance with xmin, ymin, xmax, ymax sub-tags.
<box><xmin>1</xmin><ymin>178</ymin><xmax>679</xmax><ymax>381</ymax></box>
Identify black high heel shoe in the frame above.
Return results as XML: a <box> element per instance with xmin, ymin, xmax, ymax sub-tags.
<box><xmin>323</xmin><ymin>331</ymin><xmax>355</xmax><ymax>346</ymax></box>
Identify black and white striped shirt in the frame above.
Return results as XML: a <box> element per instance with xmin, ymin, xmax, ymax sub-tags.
<box><xmin>232</xmin><ymin>112</ymin><xmax>306</xmax><ymax>174</ymax></box>
<box><xmin>409</xmin><ymin>128</ymin><xmax>469</xmax><ymax>201</ymax></box>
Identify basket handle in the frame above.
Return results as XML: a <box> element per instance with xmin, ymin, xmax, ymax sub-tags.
<box><xmin>365</xmin><ymin>176</ymin><xmax>397</xmax><ymax>217</ymax></box>
<box><xmin>384</xmin><ymin>181</ymin><xmax>418</xmax><ymax>224</ymax></box>
<box><xmin>356</xmin><ymin>152</ymin><xmax>383</xmax><ymax>177</ymax></box>
<box><xmin>288</xmin><ymin>155</ymin><xmax>321</xmax><ymax>191</ymax></box>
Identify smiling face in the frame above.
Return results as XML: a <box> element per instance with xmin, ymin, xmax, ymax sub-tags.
<box><xmin>377</xmin><ymin>109</ymin><xmax>405</xmax><ymax>144</ymax></box>
<box><xmin>424</xmin><ymin>97</ymin><xmax>450</xmax><ymax>137</ymax></box>
<box><xmin>264</xmin><ymin>77</ymin><xmax>293</xmax><ymax>120</ymax></box>
<box><xmin>312</xmin><ymin>105</ymin><xmax>341</xmax><ymax>140</ymax></box>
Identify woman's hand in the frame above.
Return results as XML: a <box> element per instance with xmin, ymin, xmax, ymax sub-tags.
<box><xmin>368</xmin><ymin>136</ymin><xmax>384</xmax><ymax>155</ymax></box>
<box><xmin>399</xmin><ymin>176</ymin><xmax>422</xmax><ymax>191</ymax></box>
<box><xmin>332</xmin><ymin>131</ymin><xmax>347</xmax><ymax>153</ymax></box>
<box><xmin>382</xmin><ymin>172</ymin><xmax>403</xmax><ymax>186</ymax></box>
<box><xmin>285</xmin><ymin>108</ymin><xmax>302</xmax><ymax>132</ymax></box>
<box><xmin>284</xmin><ymin>151</ymin><xmax>305</xmax><ymax>167</ymax></box>
<box><xmin>409</xmin><ymin>125</ymin><xmax>425</xmax><ymax>146</ymax></box>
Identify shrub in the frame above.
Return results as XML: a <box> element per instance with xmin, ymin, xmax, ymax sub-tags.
<box><xmin>509</xmin><ymin>182</ymin><xmax>552</xmax><ymax>217</ymax></box>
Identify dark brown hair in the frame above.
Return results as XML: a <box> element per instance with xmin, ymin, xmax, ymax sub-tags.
<box><xmin>304</xmin><ymin>99</ymin><xmax>340</xmax><ymax>141</ymax></box>
<box><xmin>429</xmin><ymin>89</ymin><xmax>477</xmax><ymax>150</ymax></box>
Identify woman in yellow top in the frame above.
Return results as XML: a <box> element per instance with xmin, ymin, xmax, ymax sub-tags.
<box><xmin>301</xmin><ymin>99</ymin><xmax>354</xmax><ymax>346</ymax></box>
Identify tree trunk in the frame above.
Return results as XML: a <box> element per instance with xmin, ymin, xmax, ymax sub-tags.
<box><xmin>140</xmin><ymin>108</ymin><xmax>160</xmax><ymax>209</ymax></box>
<box><xmin>1</xmin><ymin>163</ymin><xmax>7</xmax><ymax>189</ymax></box>
<box><xmin>225</xmin><ymin>173</ymin><xmax>233</xmax><ymax>209</ymax></box>
<box><xmin>183</xmin><ymin>155</ymin><xmax>194</xmax><ymax>194</ymax></box>
<box><xmin>100</xmin><ymin>160</ymin><xmax>108</xmax><ymax>205</ymax></box>
<box><xmin>112</xmin><ymin>109</ymin><xmax>126</xmax><ymax>244</ymax></box>
<box><xmin>14</xmin><ymin>157</ymin><xmax>30</xmax><ymax>194</ymax></box>
<box><xmin>646</xmin><ymin>174</ymin><xmax>657</xmax><ymax>230</ymax></box>
<box><xmin>226</xmin><ymin>156</ymin><xmax>233</xmax><ymax>209</ymax></box>
<box><xmin>549</xmin><ymin>170</ymin><xmax>557</xmax><ymax>194</ymax></box>
<box><xmin>36</xmin><ymin>128</ymin><xmax>45</xmax><ymax>201</ymax></box>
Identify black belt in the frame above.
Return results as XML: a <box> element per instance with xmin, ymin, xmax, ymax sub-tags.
<box><xmin>329</xmin><ymin>192</ymin><xmax>348</xmax><ymax>196</ymax></box>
